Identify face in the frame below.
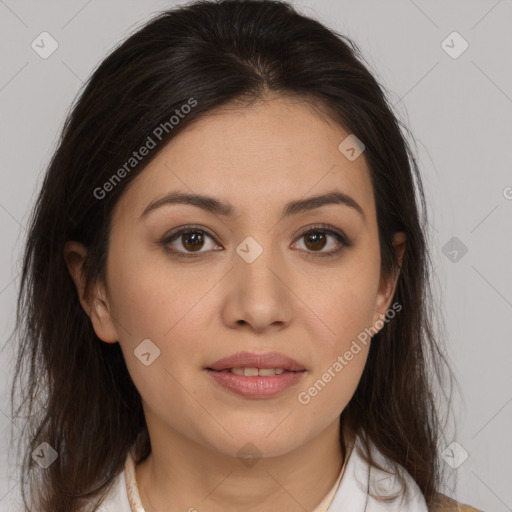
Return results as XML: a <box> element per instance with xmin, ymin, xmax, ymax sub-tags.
<box><xmin>67</xmin><ymin>95</ymin><xmax>404</xmax><ymax>460</ymax></box>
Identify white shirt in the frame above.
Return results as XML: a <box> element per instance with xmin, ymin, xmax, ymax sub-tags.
<box><xmin>96</xmin><ymin>433</ymin><xmax>428</xmax><ymax>511</ymax></box>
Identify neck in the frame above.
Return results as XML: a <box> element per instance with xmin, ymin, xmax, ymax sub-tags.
<box><xmin>135</xmin><ymin>419</ymin><xmax>352</xmax><ymax>512</ymax></box>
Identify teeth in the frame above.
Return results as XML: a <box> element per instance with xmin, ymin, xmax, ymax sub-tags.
<box><xmin>259</xmin><ymin>368</ymin><xmax>277</xmax><ymax>376</ymax></box>
<box><xmin>229</xmin><ymin>368</ymin><xmax>287</xmax><ymax>376</ymax></box>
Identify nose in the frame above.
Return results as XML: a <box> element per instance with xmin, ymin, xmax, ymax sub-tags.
<box><xmin>221</xmin><ymin>239</ymin><xmax>293</xmax><ymax>334</ymax></box>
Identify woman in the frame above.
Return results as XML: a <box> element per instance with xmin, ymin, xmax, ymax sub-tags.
<box><xmin>11</xmin><ymin>0</ymin><xmax>483</xmax><ymax>510</ymax></box>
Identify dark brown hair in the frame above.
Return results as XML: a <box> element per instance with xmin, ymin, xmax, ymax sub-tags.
<box><xmin>10</xmin><ymin>0</ymin><xmax>457</xmax><ymax>510</ymax></box>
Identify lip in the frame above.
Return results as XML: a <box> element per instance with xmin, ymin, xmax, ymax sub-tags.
<box><xmin>205</xmin><ymin>351</ymin><xmax>307</xmax><ymax>399</ymax></box>
<box><xmin>206</xmin><ymin>351</ymin><xmax>306</xmax><ymax>372</ymax></box>
<box><xmin>205</xmin><ymin>369</ymin><xmax>305</xmax><ymax>398</ymax></box>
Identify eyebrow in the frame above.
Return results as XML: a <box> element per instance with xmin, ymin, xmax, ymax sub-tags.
<box><xmin>139</xmin><ymin>190</ymin><xmax>366</xmax><ymax>223</ymax></box>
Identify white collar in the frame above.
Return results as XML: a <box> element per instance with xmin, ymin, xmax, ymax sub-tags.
<box><xmin>328</xmin><ymin>434</ymin><xmax>428</xmax><ymax>511</ymax></box>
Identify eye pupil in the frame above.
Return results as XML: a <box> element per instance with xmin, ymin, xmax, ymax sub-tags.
<box><xmin>182</xmin><ymin>231</ymin><xmax>204</xmax><ymax>251</ymax></box>
<box><xmin>304</xmin><ymin>231</ymin><xmax>326</xmax><ymax>251</ymax></box>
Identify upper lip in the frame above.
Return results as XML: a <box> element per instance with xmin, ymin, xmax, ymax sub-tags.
<box><xmin>207</xmin><ymin>351</ymin><xmax>306</xmax><ymax>372</ymax></box>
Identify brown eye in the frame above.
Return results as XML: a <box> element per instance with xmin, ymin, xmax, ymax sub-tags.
<box><xmin>162</xmin><ymin>226</ymin><xmax>219</xmax><ymax>259</ymax></box>
<box><xmin>180</xmin><ymin>231</ymin><xmax>205</xmax><ymax>252</ymax></box>
<box><xmin>303</xmin><ymin>231</ymin><xmax>328</xmax><ymax>251</ymax></box>
<box><xmin>292</xmin><ymin>225</ymin><xmax>351</xmax><ymax>257</ymax></box>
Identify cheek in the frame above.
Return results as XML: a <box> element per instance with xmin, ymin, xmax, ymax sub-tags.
<box><xmin>296</xmin><ymin>346</ymin><xmax>368</xmax><ymax>436</ymax></box>
<box><xmin>301</xmin><ymin>259</ymin><xmax>380</xmax><ymax>354</ymax></box>
<box><xmin>330</xmin><ymin>286</ymin><xmax>377</xmax><ymax>346</ymax></box>
<box><xmin>109</xmin><ymin>256</ymin><xmax>211</xmax><ymax>415</ymax></box>
<box><xmin>296</xmin><ymin>285</ymin><xmax>375</xmax><ymax>424</ymax></box>
<box><xmin>107</xmin><ymin>244</ymin><xmax>212</xmax><ymax>341</ymax></box>
<box><xmin>294</xmin><ymin>254</ymin><xmax>379</xmax><ymax>416</ymax></box>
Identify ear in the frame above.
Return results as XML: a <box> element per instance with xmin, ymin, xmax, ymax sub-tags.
<box><xmin>372</xmin><ymin>231</ymin><xmax>406</xmax><ymax>327</ymax></box>
<box><xmin>63</xmin><ymin>241</ymin><xmax>119</xmax><ymax>343</ymax></box>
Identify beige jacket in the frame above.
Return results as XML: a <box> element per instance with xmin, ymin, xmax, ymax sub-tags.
<box><xmin>437</xmin><ymin>493</ymin><xmax>484</xmax><ymax>511</ymax></box>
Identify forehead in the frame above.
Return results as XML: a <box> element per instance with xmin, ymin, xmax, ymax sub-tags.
<box><xmin>115</xmin><ymin>96</ymin><xmax>375</xmax><ymax>222</ymax></box>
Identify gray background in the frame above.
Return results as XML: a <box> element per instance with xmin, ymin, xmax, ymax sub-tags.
<box><xmin>1</xmin><ymin>1</ymin><xmax>511</xmax><ymax>510</ymax></box>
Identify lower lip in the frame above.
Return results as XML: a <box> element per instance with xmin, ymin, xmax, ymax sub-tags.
<box><xmin>205</xmin><ymin>369</ymin><xmax>306</xmax><ymax>398</ymax></box>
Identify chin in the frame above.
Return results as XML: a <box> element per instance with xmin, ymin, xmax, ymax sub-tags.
<box><xmin>207</xmin><ymin>423</ymin><xmax>305</xmax><ymax>460</ymax></box>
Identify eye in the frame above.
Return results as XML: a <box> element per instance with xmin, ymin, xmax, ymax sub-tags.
<box><xmin>160</xmin><ymin>223</ymin><xmax>352</xmax><ymax>260</ymax></box>
<box><xmin>291</xmin><ymin>224</ymin><xmax>352</xmax><ymax>257</ymax></box>
<box><xmin>161</xmin><ymin>225</ymin><xmax>220</xmax><ymax>259</ymax></box>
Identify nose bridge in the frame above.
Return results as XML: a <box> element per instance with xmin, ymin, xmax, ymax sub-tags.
<box><xmin>227</xmin><ymin>231</ymin><xmax>291</xmax><ymax>330</ymax></box>
<box><xmin>235</xmin><ymin>232</ymin><xmax>282</xmax><ymax>291</ymax></box>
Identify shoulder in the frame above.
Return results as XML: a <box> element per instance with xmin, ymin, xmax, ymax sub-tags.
<box><xmin>437</xmin><ymin>493</ymin><xmax>485</xmax><ymax>512</ymax></box>
<box><xmin>330</xmin><ymin>431</ymin><xmax>484</xmax><ymax>512</ymax></box>
<box><xmin>357</xmin><ymin>432</ymin><xmax>485</xmax><ymax>512</ymax></box>
<box><xmin>330</xmin><ymin>432</ymin><xmax>428</xmax><ymax>511</ymax></box>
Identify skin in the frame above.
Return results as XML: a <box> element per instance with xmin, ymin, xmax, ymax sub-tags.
<box><xmin>65</xmin><ymin>94</ymin><xmax>406</xmax><ymax>512</ymax></box>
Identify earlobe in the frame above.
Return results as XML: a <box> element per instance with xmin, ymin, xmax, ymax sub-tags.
<box><xmin>63</xmin><ymin>241</ymin><xmax>119</xmax><ymax>343</ymax></box>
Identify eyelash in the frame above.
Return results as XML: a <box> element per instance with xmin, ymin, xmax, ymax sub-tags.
<box><xmin>160</xmin><ymin>223</ymin><xmax>353</xmax><ymax>260</ymax></box>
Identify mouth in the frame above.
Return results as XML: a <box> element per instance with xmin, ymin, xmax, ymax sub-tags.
<box><xmin>205</xmin><ymin>351</ymin><xmax>307</xmax><ymax>398</ymax></box>
<box><xmin>206</xmin><ymin>351</ymin><xmax>306</xmax><ymax>372</ymax></box>
<box><xmin>204</xmin><ymin>368</ymin><xmax>306</xmax><ymax>398</ymax></box>
<box><xmin>208</xmin><ymin>367</ymin><xmax>301</xmax><ymax>376</ymax></box>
